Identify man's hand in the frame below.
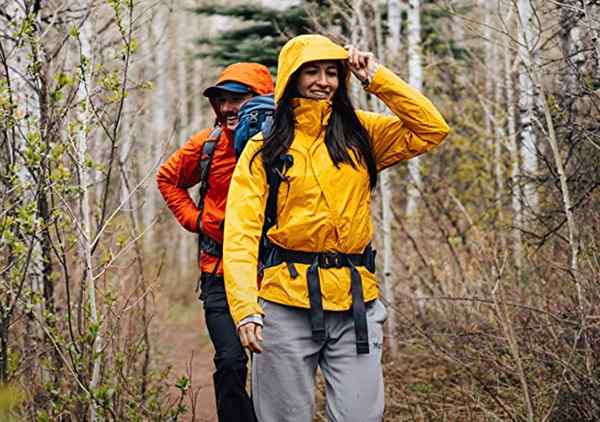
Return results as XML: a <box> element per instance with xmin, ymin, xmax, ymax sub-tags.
<box><xmin>345</xmin><ymin>45</ymin><xmax>378</xmax><ymax>86</ymax></box>
<box><xmin>238</xmin><ymin>322</ymin><xmax>264</xmax><ymax>353</ymax></box>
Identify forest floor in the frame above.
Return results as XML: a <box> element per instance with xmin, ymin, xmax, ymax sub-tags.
<box><xmin>157</xmin><ymin>288</ymin><xmax>217</xmax><ymax>422</ymax></box>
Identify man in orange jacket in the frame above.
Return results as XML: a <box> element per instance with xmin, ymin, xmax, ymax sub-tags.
<box><xmin>157</xmin><ymin>62</ymin><xmax>274</xmax><ymax>422</ymax></box>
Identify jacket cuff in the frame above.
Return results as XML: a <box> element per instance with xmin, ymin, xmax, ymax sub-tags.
<box><xmin>236</xmin><ymin>314</ymin><xmax>263</xmax><ymax>330</ymax></box>
<box><xmin>364</xmin><ymin>64</ymin><xmax>391</xmax><ymax>93</ymax></box>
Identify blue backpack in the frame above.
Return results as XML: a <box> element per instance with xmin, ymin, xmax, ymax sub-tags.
<box><xmin>233</xmin><ymin>94</ymin><xmax>275</xmax><ymax>157</ymax></box>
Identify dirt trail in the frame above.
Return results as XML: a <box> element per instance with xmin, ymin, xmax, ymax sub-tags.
<box><xmin>159</xmin><ymin>299</ymin><xmax>217</xmax><ymax>422</ymax></box>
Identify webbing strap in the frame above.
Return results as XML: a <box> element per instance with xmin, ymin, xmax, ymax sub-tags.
<box><xmin>307</xmin><ymin>256</ymin><xmax>326</xmax><ymax>342</ymax></box>
<box><xmin>258</xmin><ymin>154</ymin><xmax>293</xmax><ymax>265</ymax></box>
<box><xmin>200</xmin><ymin>236</ymin><xmax>222</xmax><ymax>258</ymax></box>
<box><xmin>348</xmin><ymin>259</ymin><xmax>369</xmax><ymax>354</ymax></box>
<box><xmin>197</xmin><ymin>127</ymin><xmax>222</xmax><ymax>261</ymax></box>
<box><xmin>197</xmin><ymin>127</ymin><xmax>222</xmax><ymax>214</ymax></box>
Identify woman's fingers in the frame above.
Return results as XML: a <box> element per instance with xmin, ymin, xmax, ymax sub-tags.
<box><xmin>345</xmin><ymin>44</ymin><xmax>373</xmax><ymax>68</ymax></box>
<box><xmin>238</xmin><ymin>322</ymin><xmax>264</xmax><ymax>353</ymax></box>
<box><xmin>345</xmin><ymin>44</ymin><xmax>377</xmax><ymax>84</ymax></box>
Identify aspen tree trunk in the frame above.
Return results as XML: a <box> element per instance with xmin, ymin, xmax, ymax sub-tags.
<box><xmin>76</xmin><ymin>5</ymin><xmax>102</xmax><ymax>419</ymax></box>
<box><xmin>375</xmin><ymin>0</ymin><xmax>399</xmax><ymax>357</ymax></box>
<box><xmin>482</xmin><ymin>0</ymin><xmax>494</xmax><ymax>176</ymax></box>
<box><xmin>404</xmin><ymin>0</ymin><xmax>426</xmax><ymax>317</ymax></box>
<box><xmin>190</xmin><ymin>11</ymin><xmax>208</xmax><ymax>134</ymax></box>
<box><xmin>405</xmin><ymin>0</ymin><xmax>423</xmax><ymax>217</ymax></box>
<box><xmin>9</xmin><ymin>0</ymin><xmax>45</xmax><ymax>386</ymax></box>
<box><xmin>516</xmin><ymin>0</ymin><xmax>539</xmax><ymax>213</ymax></box>
<box><xmin>119</xmin><ymin>95</ymin><xmax>135</xmax><ymax>208</ymax></box>
<box><xmin>583</xmin><ymin>2</ymin><xmax>600</xmax><ymax>68</ymax></box>
<box><xmin>450</xmin><ymin>0</ymin><xmax>466</xmax><ymax>50</ymax></box>
<box><xmin>481</xmin><ymin>1</ymin><xmax>505</xmax><ymax>227</ymax></box>
<box><xmin>537</xmin><ymin>90</ymin><xmax>583</xmax><ymax>307</ymax></box>
<box><xmin>29</xmin><ymin>5</ymin><xmax>60</xmax><ymax>383</ymax></box>
<box><xmin>145</xmin><ymin>4</ymin><xmax>170</xmax><ymax>245</ymax></box>
<box><xmin>1</xmin><ymin>0</ymin><xmax>35</xmax><ymax>385</ymax></box>
<box><xmin>503</xmin><ymin>8</ymin><xmax>523</xmax><ymax>273</ymax></box>
<box><xmin>387</xmin><ymin>0</ymin><xmax>402</xmax><ymax>65</ymax></box>
<box><xmin>553</xmin><ymin>0</ymin><xmax>586</xmax><ymax>312</ymax></box>
<box><xmin>350</xmin><ymin>0</ymin><xmax>369</xmax><ymax>110</ymax></box>
<box><xmin>491</xmin><ymin>4</ymin><xmax>505</xmax><ymax>236</ymax></box>
<box><xmin>174</xmin><ymin>5</ymin><xmax>190</xmax><ymax>274</ymax></box>
<box><xmin>559</xmin><ymin>3</ymin><xmax>584</xmax><ymax>108</ymax></box>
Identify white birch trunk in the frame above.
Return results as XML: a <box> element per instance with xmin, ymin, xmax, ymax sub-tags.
<box><xmin>537</xmin><ymin>87</ymin><xmax>582</xmax><ymax>309</ymax></box>
<box><xmin>375</xmin><ymin>0</ymin><xmax>398</xmax><ymax>357</ymax></box>
<box><xmin>144</xmin><ymin>5</ymin><xmax>170</xmax><ymax>244</ymax></box>
<box><xmin>503</xmin><ymin>9</ymin><xmax>523</xmax><ymax>273</ymax></box>
<box><xmin>405</xmin><ymin>0</ymin><xmax>423</xmax><ymax>217</ymax></box>
<box><xmin>174</xmin><ymin>5</ymin><xmax>191</xmax><ymax>274</ymax></box>
<box><xmin>555</xmin><ymin>1</ymin><xmax>586</xmax><ymax>309</ymax></box>
<box><xmin>119</xmin><ymin>95</ymin><xmax>135</xmax><ymax>207</ymax></box>
<box><xmin>76</xmin><ymin>6</ymin><xmax>102</xmax><ymax>419</ymax></box>
<box><xmin>9</xmin><ymin>2</ymin><xmax>35</xmax><ymax>184</ymax></box>
<box><xmin>560</xmin><ymin>4</ymin><xmax>585</xmax><ymax>102</ymax></box>
<box><xmin>387</xmin><ymin>0</ymin><xmax>402</xmax><ymax>67</ymax></box>
<box><xmin>174</xmin><ymin>7</ymin><xmax>187</xmax><ymax>145</ymax></box>
<box><xmin>350</xmin><ymin>0</ymin><xmax>369</xmax><ymax>110</ymax></box>
<box><xmin>187</xmin><ymin>11</ymin><xmax>207</xmax><ymax>137</ymax></box>
<box><xmin>451</xmin><ymin>1</ymin><xmax>466</xmax><ymax>51</ymax></box>
<box><xmin>583</xmin><ymin>2</ymin><xmax>600</xmax><ymax>68</ymax></box>
<box><xmin>8</xmin><ymin>0</ymin><xmax>44</xmax><ymax>382</ymax></box>
<box><xmin>516</xmin><ymin>0</ymin><xmax>539</xmax><ymax>212</ymax></box>
<box><xmin>491</xmin><ymin>4</ymin><xmax>505</xmax><ymax>235</ymax></box>
<box><xmin>482</xmin><ymin>0</ymin><xmax>494</xmax><ymax>177</ymax></box>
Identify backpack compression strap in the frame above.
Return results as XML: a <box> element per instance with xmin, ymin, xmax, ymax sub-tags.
<box><xmin>197</xmin><ymin>127</ymin><xmax>222</xmax><ymax>260</ymax></box>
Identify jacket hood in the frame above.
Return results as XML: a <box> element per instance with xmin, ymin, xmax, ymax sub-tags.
<box><xmin>208</xmin><ymin>62</ymin><xmax>274</xmax><ymax>123</ymax></box>
<box><xmin>275</xmin><ymin>34</ymin><xmax>349</xmax><ymax>103</ymax></box>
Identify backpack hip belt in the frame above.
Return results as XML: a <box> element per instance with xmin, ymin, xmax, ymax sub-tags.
<box><xmin>262</xmin><ymin>245</ymin><xmax>376</xmax><ymax>355</ymax></box>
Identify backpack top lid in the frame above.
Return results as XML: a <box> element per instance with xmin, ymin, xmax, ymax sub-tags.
<box><xmin>234</xmin><ymin>94</ymin><xmax>275</xmax><ymax>158</ymax></box>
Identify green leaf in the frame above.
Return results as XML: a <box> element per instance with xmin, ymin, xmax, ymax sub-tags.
<box><xmin>175</xmin><ymin>376</ymin><xmax>190</xmax><ymax>391</ymax></box>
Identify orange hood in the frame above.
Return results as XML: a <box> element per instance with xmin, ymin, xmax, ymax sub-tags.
<box><xmin>208</xmin><ymin>63</ymin><xmax>274</xmax><ymax>123</ymax></box>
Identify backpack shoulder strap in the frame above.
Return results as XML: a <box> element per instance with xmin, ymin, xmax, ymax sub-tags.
<box><xmin>199</xmin><ymin>127</ymin><xmax>222</xmax><ymax>185</ymax></box>
<box><xmin>258</xmin><ymin>153</ymin><xmax>294</xmax><ymax>264</ymax></box>
<box><xmin>197</xmin><ymin>127</ymin><xmax>222</xmax><ymax>233</ymax></box>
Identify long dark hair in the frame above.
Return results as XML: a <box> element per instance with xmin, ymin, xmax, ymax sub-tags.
<box><xmin>254</xmin><ymin>61</ymin><xmax>378</xmax><ymax>189</ymax></box>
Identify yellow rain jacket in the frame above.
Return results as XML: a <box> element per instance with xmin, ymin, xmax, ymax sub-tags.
<box><xmin>224</xmin><ymin>35</ymin><xmax>450</xmax><ymax>325</ymax></box>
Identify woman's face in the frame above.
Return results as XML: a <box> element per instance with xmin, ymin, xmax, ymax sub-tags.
<box><xmin>296</xmin><ymin>60</ymin><xmax>339</xmax><ymax>100</ymax></box>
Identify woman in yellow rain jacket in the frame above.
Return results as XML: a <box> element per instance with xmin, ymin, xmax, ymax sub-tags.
<box><xmin>224</xmin><ymin>34</ymin><xmax>449</xmax><ymax>422</ymax></box>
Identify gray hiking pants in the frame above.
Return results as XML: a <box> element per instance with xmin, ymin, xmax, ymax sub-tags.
<box><xmin>252</xmin><ymin>299</ymin><xmax>387</xmax><ymax>422</ymax></box>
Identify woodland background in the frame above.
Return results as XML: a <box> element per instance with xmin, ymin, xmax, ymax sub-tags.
<box><xmin>1</xmin><ymin>0</ymin><xmax>599</xmax><ymax>421</ymax></box>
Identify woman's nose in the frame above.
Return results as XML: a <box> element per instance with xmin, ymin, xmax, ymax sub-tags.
<box><xmin>316</xmin><ymin>72</ymin><xmax>328</xmax><ymax>86</ymax></box>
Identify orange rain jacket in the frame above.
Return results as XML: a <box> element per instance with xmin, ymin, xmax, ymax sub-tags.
<box><xmin>223</xmin><ymin>35</ymin><xmax>450</xmax><ymax>325</ymax></box>
<box><xmin>156</xmin><ymin>63</ymin><xmax>274</xmax><ymax>275</ymax></box>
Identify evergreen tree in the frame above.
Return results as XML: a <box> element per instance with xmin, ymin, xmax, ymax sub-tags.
<box><xmin>193</xmin><ymin>4</ymin><xmax>316</xmax><ymax>72</ymax></box>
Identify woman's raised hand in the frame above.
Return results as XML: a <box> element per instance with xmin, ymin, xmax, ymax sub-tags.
<box><xmin>345</xmin><ymin>45</ymin><xmax>378</xmax><ymax>86</ymax></box>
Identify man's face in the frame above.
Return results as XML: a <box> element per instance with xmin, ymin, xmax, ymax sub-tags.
<box><xmin>213</xmin><ymin>92</ymin><xmax>254</xmax><ymax>129</ymax></box>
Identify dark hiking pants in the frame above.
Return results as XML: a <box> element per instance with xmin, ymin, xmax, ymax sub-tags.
<box><xmin>199</xmin><ymin>273</ymin><xmax>255</xmax><ymax>422</ymax></box>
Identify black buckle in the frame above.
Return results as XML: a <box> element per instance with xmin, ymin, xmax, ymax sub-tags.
<box><xmin>320</xmin><ymin>252</ymin><xmax>344</xmax><ymax>268</ymax></box>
